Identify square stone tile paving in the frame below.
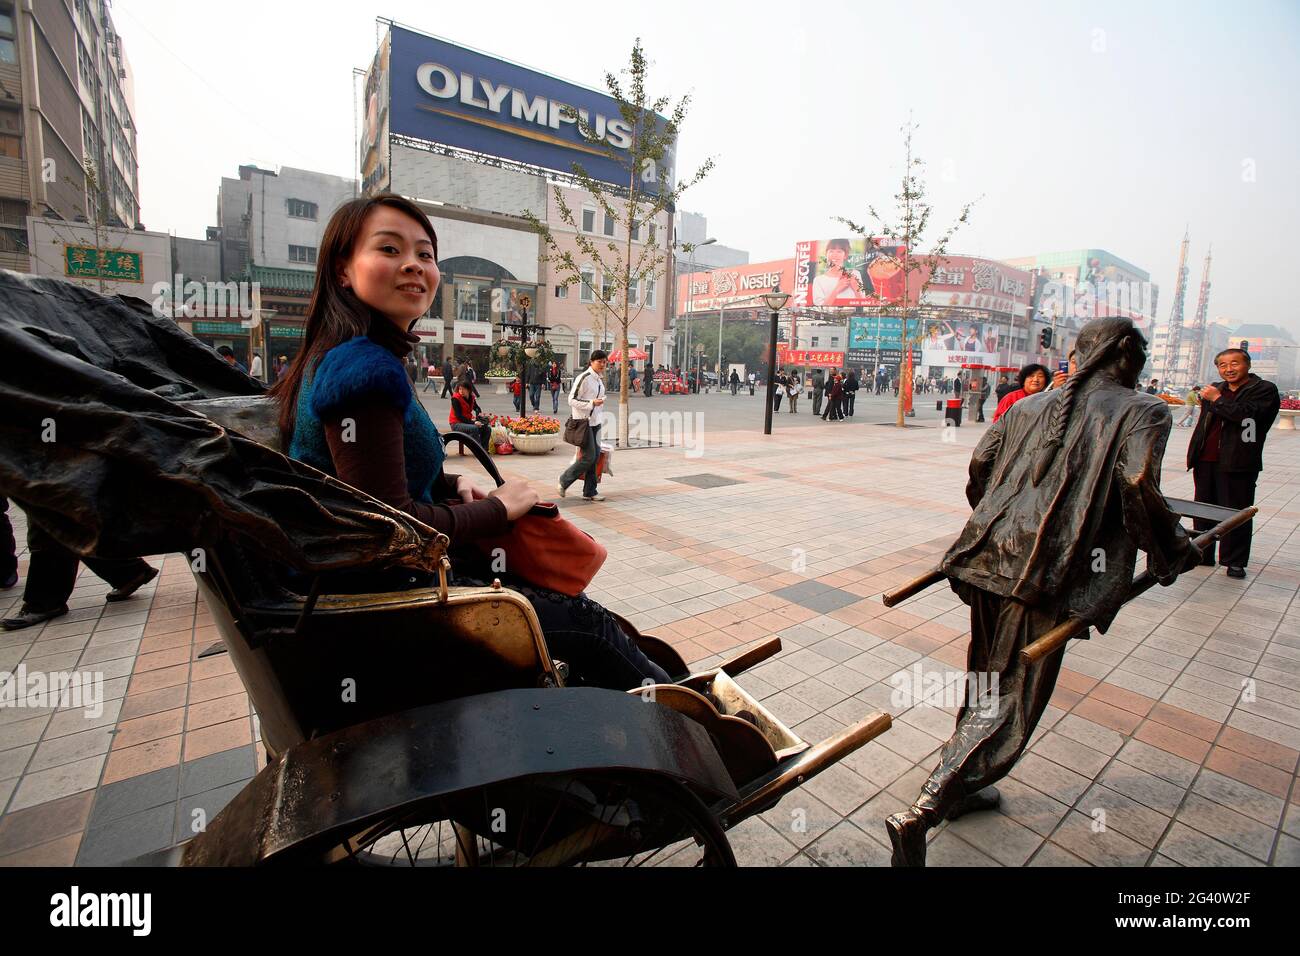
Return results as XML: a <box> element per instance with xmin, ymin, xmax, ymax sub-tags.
<box><xmin>2</xmin><ymin>392</ymin><xmax>1297</xmax><ymax>866</ymax></box>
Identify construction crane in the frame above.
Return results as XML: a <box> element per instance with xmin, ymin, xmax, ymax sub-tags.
<box><xmin>1162</xmin><ymin>229</ymin><xmax>1191</xmax><ymax>387</ymax></box>
<box><xmin>1186</xmin><ymin>246</ymin><xmax>1213</xmax><ymax>387</ymax></box>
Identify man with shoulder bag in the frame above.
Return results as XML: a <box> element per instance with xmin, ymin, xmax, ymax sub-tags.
<box><xmin>559</xmin><ymin>350</ymin><xmax>608</xmax><ymax>502</ymax></box>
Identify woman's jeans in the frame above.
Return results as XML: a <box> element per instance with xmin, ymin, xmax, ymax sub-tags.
<box><xmin>452</xmin><ymin>421</ymin><xmax>490</xmax><ymax>451</ymax></box>
<box><xmin>559</xmin><ymin>422</ymin><xmax>601</xmax><ymax>497</ymax></box>
<box><xmin>550</xmin><ymin>387</ymin><xmax>560</xmax><ymax>413</ymax></box>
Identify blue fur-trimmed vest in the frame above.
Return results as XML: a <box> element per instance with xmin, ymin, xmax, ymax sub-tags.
<box><xmin>289</xmin><ymin>335</ymin><xmax>445</xmax><ymax>503</ymax></box>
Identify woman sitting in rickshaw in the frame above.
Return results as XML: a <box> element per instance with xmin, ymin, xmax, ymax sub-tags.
<box><xmin>269</xmin><ymin>194</ymin><xmax>669</xmax><ymax>690</ymax></box>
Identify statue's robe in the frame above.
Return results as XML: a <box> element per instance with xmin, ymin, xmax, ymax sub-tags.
<box><xmin>912</xmin><ymin>373</ymin><xmax>1196</xmax><ymax>822</ymax></box>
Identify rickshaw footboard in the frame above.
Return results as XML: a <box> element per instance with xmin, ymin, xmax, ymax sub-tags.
<box><xmin>714</xmin><ymin>711</ymin><xmax>892</xmax><ymax>828</ymax></box>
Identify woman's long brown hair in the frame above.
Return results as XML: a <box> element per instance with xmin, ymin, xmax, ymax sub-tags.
<box><xmin>268</xmin><ymin>193</ymin><xmax>439</xmax><ymax>445</ymax></box>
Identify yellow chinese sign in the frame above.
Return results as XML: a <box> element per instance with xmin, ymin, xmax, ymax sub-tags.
<box><xmin>64</xmin><ymin>245</ymin><xmax>143</xmax><ymax>282</ymax></box>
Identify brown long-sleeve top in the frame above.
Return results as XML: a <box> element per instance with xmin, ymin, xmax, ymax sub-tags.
<box><xmin>319</xmin><ymin>320</ymin><xmax>508</xmax><ymax>543</ymax></box>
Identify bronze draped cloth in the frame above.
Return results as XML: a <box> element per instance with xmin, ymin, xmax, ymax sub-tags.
<box><xmin>0</xmin><ymin>272</ymin><xmax>445</xmax><ymax>578</ymax></box>
<box><xmin>913</xmin><ymin>372</ymin><xmax>1196</xmax><ymax>822</ymax></box>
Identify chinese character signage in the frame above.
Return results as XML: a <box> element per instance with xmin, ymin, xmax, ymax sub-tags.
<box><xmin>777</xmin><ymin>348</ymin><xmax>844</xmax><ymax>368</ymax></box>
<box><xmin>64</xmin><ymin>245</ymin><xmax>143</xmax><ymax>282</ymax></box>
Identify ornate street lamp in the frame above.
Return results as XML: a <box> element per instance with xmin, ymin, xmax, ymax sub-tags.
<box><xmin>762</xmin><ymin>286</ymin><xmax>791</xmax><ymax>435</ymax></box>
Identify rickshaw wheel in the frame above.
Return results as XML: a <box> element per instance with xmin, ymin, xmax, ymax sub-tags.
<box><xmin>337</xmin><ymin>772</ymin><xmax>736</xmax><ymax>868</ymax></box>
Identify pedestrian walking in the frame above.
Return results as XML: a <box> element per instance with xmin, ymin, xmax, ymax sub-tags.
<box><xmin>548</xmin><ymin>360</ymin><xmax>564</xmax><ymax>412</ymax></box>
<box><xmin>1186</xmin><ymin>348</ymin><xmax>1281</xmax><ymax>578</ymax></box>
<box><xmin>2</xmin><ymin>516</ymin><xmax>158</xmax><ymax>630</ymax></box>
<box><xmin>558</xmin><ymin>350</ymin><xmax>609</xmax><ymax>502</ymax></box>
<box><xmin>527</xmin><ymin>357</ymin><xmax>546</xmax><ymax>412</ymax></box>
<box><xmin>1177</xmin><ymin>385</ymin><xmax>1201</xmax><ymax>427</ymax></box>
<box><xmin>729</xmin><ymin>369</ymin><xmax>740</xmax><ymax>395</ymax></box>
<box><xmin>773</xmin><ymin>372</ymin><xmax>784</xmax><ymax>412</ymax></box>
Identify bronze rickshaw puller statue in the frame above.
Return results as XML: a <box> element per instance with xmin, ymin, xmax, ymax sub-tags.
<box><xmin>879</xmin><ymin>316</ymin><xmax>1252</xmax><ymax>867</ymax></box>
<box><xmin>0</xmin><ymin>272</ymin><xmax>892</xmax><ymax>866</ymax></box>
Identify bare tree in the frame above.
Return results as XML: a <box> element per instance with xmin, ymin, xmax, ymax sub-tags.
<box><xmin>523</xmin><ymin>38</ymin><xmax>713</xmax><ymax>445</ymax></box>
<box><xmin>837</xmin><ymin>119</ymin><xmax>978</xmax><ymax>427</ymax></box>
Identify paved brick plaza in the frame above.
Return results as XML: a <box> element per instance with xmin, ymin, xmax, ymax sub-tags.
<box><xmin>1</xmin><ymin>387</ymin><xmax>1297</xmax><ymax>866</ymax></box>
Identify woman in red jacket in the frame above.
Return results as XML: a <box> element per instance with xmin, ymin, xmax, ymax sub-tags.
<box><xmin>449</xmin><ymin>378</ymin><xmax>490</xmax><ymax>451</ymax></box>
<box><xmin>993</xmin><ymin>364</ymin><xmax>1050</xmax><ymax>423</ymax></box>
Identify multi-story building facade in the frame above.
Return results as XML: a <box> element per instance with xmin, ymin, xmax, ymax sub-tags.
<box><xmin>214</xmin><ymin>164</ymin><xmax>357</xmax><ymax>280</ymax></box>
<box><xmin>539</xmin><ymin>183</ymin><xmax>670</xmax><ymax>371</ymax></box>
<box><xmin>1</xmin><ymin>0</ymin><xmax>141</xmax><ymax>273</ymax></box>
<box><xmin>207</xmin><ymin>164</ymin><xmax>357</xmax><ymax>365</ymax></box>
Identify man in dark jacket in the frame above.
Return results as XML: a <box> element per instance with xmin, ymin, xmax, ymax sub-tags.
<box><xmin>439</xmin><ymin>356</ymin><xmax>454</xmax><ymax>397</ymax></box>
<box><xmin>886</xmin><ymin>316</ymin><xmax>1199</xmax><ymax>866</ymax></box>
<box><xmin>844</xmin><ymin>371</ymin><xmax>859</xmax><ymax>416</ymax></box>
<box><xmin>527</xmin><ymin>358</ymin><xmax>547</xmax><ymax>411</ymax></box>
<box><xmin>1186</xmin><ymin>348</ymin><xmax>1280</xmax><ymax>578</ymax></box>
<box><xmin>811</xmin><ymin>370</ymin><xmax>825</xmax><ymax>416</ymax></box>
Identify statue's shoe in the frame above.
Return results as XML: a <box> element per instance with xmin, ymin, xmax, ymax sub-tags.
<box><xmin>885</xmin><ymin>809</ymin><xmax>928</xmax><ymax>868</ymax></box>
<box><xmin>946</xmin><ymin>786</ymin><xmax>1002</xmax><ymax>820</ymax></box>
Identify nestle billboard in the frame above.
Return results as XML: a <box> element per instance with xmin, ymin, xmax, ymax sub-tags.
<box><xmin>386</xmin><ymin>26</ymin><xmax>675</xmax><ymax>194</ymax></box>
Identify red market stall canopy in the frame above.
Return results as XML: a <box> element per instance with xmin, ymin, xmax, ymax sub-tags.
<box><xmin>608</xmin><ymin>348</ymin><xmax>649</xmax><ymax>362</ymax></box>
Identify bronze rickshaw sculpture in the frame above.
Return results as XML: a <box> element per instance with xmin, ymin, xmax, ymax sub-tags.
<box><xmin>0</xmin><ymin>273</ymin><xmax>892</xmax><ymax>867</ymax></box>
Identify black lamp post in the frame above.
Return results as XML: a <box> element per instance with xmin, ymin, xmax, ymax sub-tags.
<box><xmin>762</xmin><ymin>286</ymin><xmax>791</xmax><ymax>435</ymax></box>
<box><xmin>497</xmin><ymin>303</ymin><xmax>549</xmax><ymax>419</ymax></box>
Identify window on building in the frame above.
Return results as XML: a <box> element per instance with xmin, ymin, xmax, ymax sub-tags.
<box><xmin>811</xmin><ymin>336</ymin><xmax>820</xmax><ymax>347</ymax></box>
<box><xmin>0</xmin><ymin>106</ymin><xmax>19</xmax><ymax>158</ymax></box>
<box><xmin>603</xmin><ymin>213</ymin><xmax>615</xmax><ymax>237</ymax></box>
<box><xmin>628</xmin><ymin>279</ymin><xmax>639</xmax><ymax>307</ymax></box>
<box><xmin>456</xmin><ymin>280</ymin><xmax>493</xmax><ymax>322</ymax></box>
<box><xmin>644</xmin><ymin>277</ymin><xmax>656</xmax><ymax>308</ymax></box>
<box><xmin>0</xmin><ymin>12</ymin><xmax>15</xmax><ymax>65</ymax></box>
<box><xmin>288</xmin><ymin>245</ymin><xmax>317</xmax><ymax>264</ymax></box>
<box><xmin>647</xmin><ymin>222</ymin><xmax>656</xmax><ymax>245</ymax></box>
<box><xmin>554</xmin><ymin>283</ymin><xmax>568</xmax><ymax>299</ymax></box>
<box><xmin>581</xmin><ymin>207</ymin><xmax>595</xmax><ymax>233</ymax></box>
<box><xmin>630</xmin><ymin>221</ymin><xmax>640</xmax><ymax>242</ymax></box>
<box><xmin>602</xmin><ymin>273</ymin><xmax>615</xmax><ymax>302</ymax></box>
<box><xmin>830</xmin><ymin>336</ymin><xmax>840</xmax><ymax>346</ymax></box>
<box><xmin>579</xmin><ymin>266</ymin><xmax>595</xmax><ymax>302</ymax></box>
<box><xmin>286</xmin><ymin>198</ymin><xmax>318</xmax><ymax>220</ymax></box>
<box><xmin>0</xmin><ymin>197</ymin><xmax>26</xmax><ymax>252</ymax></box>
<box><xmin>578</xmin><ymin>332</ymin><xmax>594</xmax><ymax>367</ymax></box>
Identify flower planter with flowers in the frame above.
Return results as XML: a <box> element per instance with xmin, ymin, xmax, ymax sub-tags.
<box><xmin>1279</xmin><ymin>397</ymin><xmax>1300</xmax><ymax>430</ymax></box>
<box><xmin>500</xmin><ymin>415</ymin><xmax>561</xmax><ymax>454</ymax></box>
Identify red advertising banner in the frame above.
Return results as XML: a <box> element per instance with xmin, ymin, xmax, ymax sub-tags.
<box><xmin>677</xmin><ymin>259</ymin><xmax>795</xmax><ymax>313</ymax></box>
<box><xmin>791</xmin><ymin>243</ymin><xmax>1033</xmax><ymax>317</ymax></box>
<box><xmin>778</xmin><ymin>348</ymin><xmax>844</xmax><ymax>367</ymax></box>
<box><xmin>793</xmin><ymin>238</ymin><xmax>907</xmax><ymax>308</ymax></box>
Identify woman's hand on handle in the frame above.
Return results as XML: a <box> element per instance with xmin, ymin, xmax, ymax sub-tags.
<box><xmin>489</xmin><ymin>478</ymin><xmax>541</xmax><ymax>520</ymax></box>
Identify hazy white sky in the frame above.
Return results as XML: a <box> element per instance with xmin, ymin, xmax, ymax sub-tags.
<box><xmin>117</xmin><ymin>0</ymin><xmax>1299</xmax><ymax>335</ymax></box>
